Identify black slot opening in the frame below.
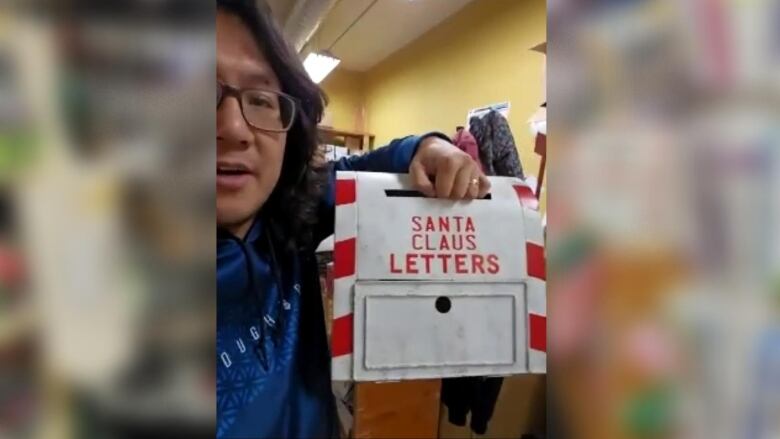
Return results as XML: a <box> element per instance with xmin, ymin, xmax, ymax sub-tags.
<box><xmin>384</xmin><ymin>189</ymin><xmax>491</xmax><ymax>200</ymax></box>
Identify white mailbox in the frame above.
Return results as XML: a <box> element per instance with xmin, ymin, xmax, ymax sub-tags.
<box><xmin>331</xmin><ymin>172</ymin><xmax>546</xmax><ymax>381</ymax></box>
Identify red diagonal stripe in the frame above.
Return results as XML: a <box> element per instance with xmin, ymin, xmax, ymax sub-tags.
<box><xmin>331</xmin><ymin>314</ymin><xmax>353</xmax><ymax>357</ymax></box>
<box><xmin>529</xmin><ymin>313</ymin><xmax>546</xmax><ymax>352</ymax></box>
<box><xmin>335</xmin><ymin>178</ymin><xmax>356</xmax><ymax>205</ymax></box>
<box><xmin>513</xmin><ymin>184</ymin><xmax>539</xmax><ymax>210</ymax></box>
<box><xmin>333</xmin><ymin>238</ymin><xmax>356</xmax><ymax>279</ymax></box>
<box><xmin>526</xmin><ymin>242</ymin><xmax>545</xmax><ymax>280</ymax></box>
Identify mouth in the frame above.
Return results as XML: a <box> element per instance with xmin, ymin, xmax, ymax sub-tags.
<box><xmin>217</xmin><ymin>161</ymin><xmax>253</xmax><ymax>190</ymax></box>
<box><xmin>217</xmin><ymin>162</ymin><xmax>251</xmax><ymax>175</ymax></box>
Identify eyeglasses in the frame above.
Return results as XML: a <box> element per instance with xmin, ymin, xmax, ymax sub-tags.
<box><xmin>217</xmin><ymin>82</ymin><xmax>297</xmax><ymax>132</ymax></box>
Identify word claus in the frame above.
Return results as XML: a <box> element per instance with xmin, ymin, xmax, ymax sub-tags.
<box><xmin>389</xmin><ymin>215</ymin><xmax>501</xmax><ymax>275</ymax></box>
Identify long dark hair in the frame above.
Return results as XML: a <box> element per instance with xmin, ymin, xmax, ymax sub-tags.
<box><xmin>218</xmin><ymin>0</ymin><xmax>327</xmax><ymax>250</ymax></box>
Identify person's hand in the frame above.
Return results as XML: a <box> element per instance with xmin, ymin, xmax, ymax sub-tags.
<box><xmin>409</xmin><ymin>136</ymin><xmax>491</xmax><ymax>199</ymax></box>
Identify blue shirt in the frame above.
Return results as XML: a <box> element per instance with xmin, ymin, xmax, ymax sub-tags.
<box><xmin>217</xmin><ymin>135</ymin><xmax>441</xmax><ymax>438</ymax></box>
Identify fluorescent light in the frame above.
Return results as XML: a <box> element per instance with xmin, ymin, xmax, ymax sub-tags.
<box><xmin>303</xmin><ymin>51</ymin><xmax>341</xmax><ymax>84</ymax></box>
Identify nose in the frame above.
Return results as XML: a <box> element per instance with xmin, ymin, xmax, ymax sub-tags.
<box><xmin>217</xmin><ymin>94</ymin><xmax>253</xmax><ymax>148</ymax></box>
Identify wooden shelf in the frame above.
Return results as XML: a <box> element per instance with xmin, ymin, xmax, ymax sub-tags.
<box><xmin>318</xmin><ymin>126</ymin><xmax>375</xmax><ymax>151</ymax></box>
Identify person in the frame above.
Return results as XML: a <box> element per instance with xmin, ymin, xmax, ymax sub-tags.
<box><xmin>216</xmin><ymin>0</ymin><xmax>490</xmax><ymax>437</ymax></box>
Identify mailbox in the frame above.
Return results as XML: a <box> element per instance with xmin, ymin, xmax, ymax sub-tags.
<box><xmin>331</xmin><ymin>172</ymin><xmax>546</xmax><ymax>381</ymax></box>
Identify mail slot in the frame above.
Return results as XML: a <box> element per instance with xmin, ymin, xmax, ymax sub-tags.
<box><xmin>331</xmin><ymin>172</ymin><xmax>546</xmax><ymax>381</ymax></box>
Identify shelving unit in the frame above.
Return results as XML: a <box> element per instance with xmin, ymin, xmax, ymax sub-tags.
<box><xmin>318</xmin><ymin>126</ymin><xmax>376</xmax><ymax>152</ymax></box>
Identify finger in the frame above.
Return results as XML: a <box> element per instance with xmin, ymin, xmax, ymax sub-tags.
<box><xmin>451</xmin><ymin>165</ymin><xmax>474</xmax><ymax>200</ymax></box>
<box><xmin>434</xmin><ymin>158</ymin><xmax>458</xmax><ymax>198</ymax></box>
<box><xmin>467</xmin><ymin>170</ymin><xmax>480</xmax><ymax>200</ymax></box>
<box><xmin>409</xmin><ymin>160</ymin><xmax>435</xmax><ymax>197</ymax></box>
<box><xmin>477</xmin><ymin>174</ymin><xmax>491</xmax><ymax>199</ymax></box>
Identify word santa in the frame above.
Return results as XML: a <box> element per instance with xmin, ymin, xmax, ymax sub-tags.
<box><xmin>389</xmin><ymin>215</ymin><xmax>500</xmax><ymax>275</ymax></box>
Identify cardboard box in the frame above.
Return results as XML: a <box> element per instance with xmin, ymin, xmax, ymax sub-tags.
<box><xmin>353</xmin><ymin>380</ymin><xmax>441</xmax><ymax>439</ymax></box>
<box><xmin>331</xmin><ymin>172</ymin><xmax>546</xmax><ymax>382</ymax></box>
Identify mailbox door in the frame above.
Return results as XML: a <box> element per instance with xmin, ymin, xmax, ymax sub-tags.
<box><xmin>353</xmin><ymin>282</ymin><xmax>528</xmax><ymax>381</ymax></box>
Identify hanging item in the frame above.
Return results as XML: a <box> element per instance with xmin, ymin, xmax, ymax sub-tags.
<box><xmin>451</xmin><ymin>127</ymin><xmax>484</xmax><ymax>171</ymax></box>
<box><xmin>441</xmin><ymin>376</ymin><xmax>504</xmax><ymax>435</ymax></box>
<box><xmin>469</xmin><ymin>110</ymin><xmax>525</xmax><ymax>178</ymax></box>
<box><xmin>466</xmin><ymin>101</ymin><xmax>510</xmax><ymax>124</ymax></box>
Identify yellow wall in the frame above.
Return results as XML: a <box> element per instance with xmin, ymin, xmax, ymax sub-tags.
<box><xmin>320</xmin><ymin>69</ymin><xmax>365</xmax><ymax>132</ymax></box>
<box><xmin>320</xmin><ymin>0</ymin><xmax>546</xmax><ymax>204</ymax></box>
<box><xmin>364</xmin><ymin>0</ymin><xmax>546</xmax><ymax>176</ymax></box>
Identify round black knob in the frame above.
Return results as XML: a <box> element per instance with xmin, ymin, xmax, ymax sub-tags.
<box><xmin>435</xmin><ymin>296</ymin><xmax>451</xmax><ymax>314</ymax></box>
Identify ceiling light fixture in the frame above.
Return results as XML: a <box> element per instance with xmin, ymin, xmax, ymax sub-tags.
<box><xmin>303</xmin><ymin>50</ymin><xmax>341</xmax><ymax>84</ymax></box>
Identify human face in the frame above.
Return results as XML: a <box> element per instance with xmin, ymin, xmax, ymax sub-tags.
<box><xmin>217</xmin><ymin>10</ymin><xmax>287</xmax><ymax>238</ymax></box>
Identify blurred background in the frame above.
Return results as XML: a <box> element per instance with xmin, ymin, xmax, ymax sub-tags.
<box><xmin>548</xmin><ymin>0</ymin><xmax>779</xmax><ymax>438</ymax></box>
<box><xmin>0</xmin><ymin>1</ymin><xmax>215</xmax><ymax>438</ymax></box>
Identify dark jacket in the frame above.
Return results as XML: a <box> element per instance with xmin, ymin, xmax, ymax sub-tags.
<box><xmin>216</xmin><ymin>134</ymin><xmax>446</xmax><ymax>438</ymax></box>
<box><xmin>469</xmin><ymin>110</ymin><xmax>524</xmax><ymax>178</ymax></box>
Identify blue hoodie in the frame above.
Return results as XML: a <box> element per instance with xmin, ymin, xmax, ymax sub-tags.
<box><xmin>217</xmin><ymin>134</ymin><xmax>444</xmax><ymax>438</ymax></box>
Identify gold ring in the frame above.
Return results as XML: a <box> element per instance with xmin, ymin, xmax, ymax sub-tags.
<box><xmin>470</xmin><ymin>178</ymin><xmax>479</xmax><ymax>186</ymax></box>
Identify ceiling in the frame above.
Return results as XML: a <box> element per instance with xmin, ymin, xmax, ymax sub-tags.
<box><xmin>268</xmin><ymin>0</ymin><xmax>475</xmax><ymax>72</ymax></box>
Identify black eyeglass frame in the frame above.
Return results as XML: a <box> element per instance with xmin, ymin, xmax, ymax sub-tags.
<box><xmin>217</xmin><ymin>82</ymin><xmax>298</xmax><ymax>133</ymax></box>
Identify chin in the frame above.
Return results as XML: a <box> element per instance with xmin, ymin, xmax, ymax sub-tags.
<box><xmin>217</xmin><ymin>205</ymin><xmax>252</xmax><ymax>230</ymax></box>
<box><xmin>218</xmin><ymin>194</ymin><xmax>270</xmax><ymax>230</ymax></box>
